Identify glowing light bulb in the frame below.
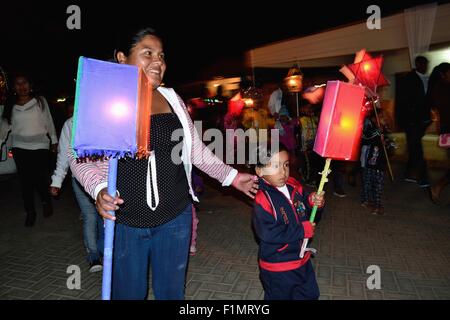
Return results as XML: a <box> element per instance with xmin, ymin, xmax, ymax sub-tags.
<box><xmin>110</xmin><ymin>102</ymin><xmax>129</xmax><ymax>118</ymax></box>
<box><xmin>340</xmin><ymin>116</ymin><xmax>353</xmax><ymax>130</ymax></box>
<box><xmin>244</xmin><ymin>98</ymin><xmax>254</xmax><ymax>107</ymax></box>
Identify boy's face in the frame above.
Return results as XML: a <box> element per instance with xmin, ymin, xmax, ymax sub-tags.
<box><xmin>256</xmin><ymin>150</ymin><xmax>290</xmax><ymax>187</ymax></box>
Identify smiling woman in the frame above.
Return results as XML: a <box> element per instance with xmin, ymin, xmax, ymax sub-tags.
<box><xmin>68</xmin><ymin>26</ymin><xmax>259</xmax><ymax>300</ymax></box>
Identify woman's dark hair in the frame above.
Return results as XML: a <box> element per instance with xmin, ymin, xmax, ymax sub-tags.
<box><xmin>2</xmin><ymin>72</ymin><xmax>44</xmax><ymax>124</ymax></box>
<box><xmin>114</xmin><ymin>27</ymin><xmax>162</xmax><ymax>62</ymax></box>
<box><xmin>427</xmin><ymin>62</ymin><xmax>450</xmax><ymax>111</ymax></box>
<box><xmin>428</xmin><ymin>62</ymin><xmax>450</xmax><ymax>91</ymax></box>
<box><xmin>64</xmin><ymin>96</ymin><xmax>75</xmax><ymax>109</ymax></box>
<box><xmin>0</xmin><ymin>67</ymin><xmax>8</xmax><ymax>91</ymax></box>
<box><xmin>255</xmin><ymin>141</ymin><xmax>289</xmax><ymax>168</ymax></box>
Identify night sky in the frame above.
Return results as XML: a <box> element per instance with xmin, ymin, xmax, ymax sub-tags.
<box><xmin>0</xmin><ymin>0</ymin><xmax>446</xmax><ymax>98</ymax></box>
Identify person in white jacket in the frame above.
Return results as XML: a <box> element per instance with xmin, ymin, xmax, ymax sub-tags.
<box><xmin>268</xmin><ymin>83</ymin><xmax>290</xmax><ymax>135</ymax></box>
<box><xmin>2</xmin><ymin>73</ymin><xmax>58</xmax><ymax>226</ymax></box>
<box><xmin>50</xmin><ymin>99</ymin><xmax>103</xmax><ymax>272</ymax></box>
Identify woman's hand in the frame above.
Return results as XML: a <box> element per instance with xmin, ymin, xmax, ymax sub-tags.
<box><xmin>232</xmin><ymin>173</ymin><xmax>259</xmax><ymax>199</ymax></box>
<box><xmin>49</xmin><ymin>186</ymin><xmax>60</xmax><ymax>197</ymax></box>
<box><xmin>50</xmin><ymin>143</ymin><xmax>58</xmax><ymax>153</ymax></box>
<box><xmin>96</xmin><ymin>188</ymin><xmax>124</xmax><ymax>221</ymax></box>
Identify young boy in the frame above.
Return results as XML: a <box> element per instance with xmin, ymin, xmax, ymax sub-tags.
<box><xmin>252</xmin><ymin>143</ymin><xmax>325</xmax><ymax>300</ymax></box>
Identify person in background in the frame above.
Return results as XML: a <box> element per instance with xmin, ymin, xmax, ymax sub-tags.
<box><xmin>49</xmin><ymin>97</ymin><xmax>104</xmax><ymax>272</ymax></box>
<box><xmin>211</xmin><ymin>85</ymin><xmax>228</xmax><ymax>132</ymax></box>
<box><xmin>0</xmin><ymin>69</ymin><xmax>8</xmax><ymax>105</ymax></box>
<box><xmin>298</xmin><ymin>103</ymin><xmax>319</xmax><ymax>186</ymax></box>
<box><xmin>427</xmin><ymin>62</ymin><xmax>450</xmax><ymax>204</ymax></box>
<box><xmin>2</xmin><ymin>72</ymin><xmax>58</xmax><ymax>226</ymax></box>
<box><xmin>189</xmin><ymin>168</ymin><xmax>204</xmax><ymax>255</ymax></box>
<box><xmin>268</xmin><ymin>81</ymin><xmax>290</xmax><ymax>135</ymax></box>
<box><xmin>360</xmin><ymin>110</ymin><xmax>387</xmax><ymax>216</ymax></box>
<box><xmin>396</xmin><ymin>55</ymin><xmax>431</xmax><ymax>187</ymax></box>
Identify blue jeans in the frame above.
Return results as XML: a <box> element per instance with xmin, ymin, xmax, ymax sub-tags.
<box><xmin>112</xmin><ymin>204</ymin><xmax>192</xmax><ymax>300</ymax></box>
<box><xmin>71</xmin><ymin>178</ymin><xmax>104</xmax><ymax>263</ymax></box>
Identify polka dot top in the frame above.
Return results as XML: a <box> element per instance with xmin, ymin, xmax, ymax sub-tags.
<box><xmin>115</xmin><ymin>109</ymin><xmax>191</xmax><ymax>228</ymax></box>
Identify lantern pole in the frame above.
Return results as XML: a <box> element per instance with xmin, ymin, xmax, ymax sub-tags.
<box><xmin>365</xmin><ymin>86</ymin><xmax>394</xmax><ymax>182</ymax></box>
<box><xmin>299</xmin><ymin>157</ymin><xmax>332</xmax><ymax>258</ymax></box>
<box><xmin>102</xmin><ymin>157</ymin><xmax>118</xmax><ymax>300</ymax></box>
<box><xmin>371</xmin><ymin>96</ymin><xmax>395</xmax><ymax>182</ymax></box>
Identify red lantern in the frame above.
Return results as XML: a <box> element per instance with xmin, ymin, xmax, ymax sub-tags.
<box><xmin>228</xmin><ymin>96</ymin><xmax>245</xmax><ymax>115</ymax></box>
<box><xmin>313</xmin><ymin>81</ymin><xmax>366</xmax><ymax>160</ymax></box>
<box><xmin>346</xmin><ymin>51</ymin><xmax>390</xmax><ymax>94</ymax></box>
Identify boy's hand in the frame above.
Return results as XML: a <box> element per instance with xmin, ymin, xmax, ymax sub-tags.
<box><xmin>302</xmin><ymin>221</ymin><xmax>315</xmax><ymax>238</ymax></box>
<box><xmin>311</xmin><ymin>191</ymin><xmax>325</xmax><ymax>207</ymax></box>
<box><xmin>50</xmin><ymin>143</ymin><xmax>58</xmax><ymax>153</ymax></box>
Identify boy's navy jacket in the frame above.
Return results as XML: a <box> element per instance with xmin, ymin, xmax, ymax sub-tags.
<box><xmin>252</xmin><ymin>177</ymin><xmax>324</xmax><ymax>272</ymax></box>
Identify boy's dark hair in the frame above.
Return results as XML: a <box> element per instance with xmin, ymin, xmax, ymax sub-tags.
<box><xmin>255</xmin><ymin>141</ymin><xmax>289</xmax><ymax>168</ymax></box>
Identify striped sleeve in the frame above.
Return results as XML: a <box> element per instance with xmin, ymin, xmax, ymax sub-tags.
<box><xmin>176</xmin><ymin>95</ymin><xmax>235</xmax><ymax>184</ymax></box>
<box><xmin>68</xmin><ymin>148</ymin><xmax>109</xmax><ymax>200</ymax></box>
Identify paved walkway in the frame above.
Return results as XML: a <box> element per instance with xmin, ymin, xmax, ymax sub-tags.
<box><xmin>0</xmin><ymin>164</ymin><xmax>449</xmax><ymax>300</ymax></box>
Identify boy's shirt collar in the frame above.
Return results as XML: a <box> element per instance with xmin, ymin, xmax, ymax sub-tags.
<box><xmin>259</xmin><ymin>178</ymin><xmax>296</xmax><ymax>194</ymax></box>
<box><xmin>276</xmin><ymin>185</ymin><xmax>292</xmax><ymax>203</ymax></box>
<box><xmin>258</xmin><ymin>177</ymin><xmax>304</xmax><ymax>200</ymax></box>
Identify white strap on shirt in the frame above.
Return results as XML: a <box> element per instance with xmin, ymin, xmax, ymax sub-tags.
<box><xmin>146</xmin><ymin>151</ymin><xmax>159</xmax><ymax>210</ymax></box>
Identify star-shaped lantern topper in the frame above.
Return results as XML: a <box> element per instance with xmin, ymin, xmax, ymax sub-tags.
<box><xmin>340</xmin><ymin>49</ymin><xmax>390</xmax><ymax>96</ymax></box>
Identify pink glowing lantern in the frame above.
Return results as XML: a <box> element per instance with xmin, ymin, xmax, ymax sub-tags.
<box><xmin>313</xmin><ymin>81</ymin><xmax>366</xmax><ymax>161</ymax></box>
<box><xmin>300</xmin><ymin>81</ymin><xmax>365</xmax><ymax>258</ymax></box>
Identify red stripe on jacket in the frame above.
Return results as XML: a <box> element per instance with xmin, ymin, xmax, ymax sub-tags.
<box><xmin>259</xmin><ymin>251</ymin><xmax>311</xmax><ymax>272</ymax></box>
<box><xmin>255</xmin><ymin>191</ymin><xmax>276</xmax><ymax>220</ymax></box>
